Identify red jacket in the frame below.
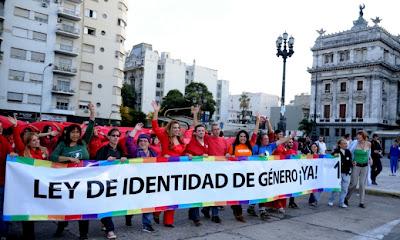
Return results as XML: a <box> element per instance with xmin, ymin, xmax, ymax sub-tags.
<box><xmin>88</xmin><ymin>135</ymin><xmax>108</xmax><ymax>159</ymax></box>
<box><xmin>0</xmin><ymin>135</ymin><xmax>13</xmax><ymax>186</ymax></box>
<box><xmin>13</xmin><ymin>126</ymin><xmax>48</xmax><ymax>160</ymax></box>
<box><xmin>185</xmin><ymin>137</ymin><xmax>209</xmax><ymax>156</ymax></box>
<box><xmin>152</xmin><ymin>120</ymin><xmax>186</xmax><ymax>157</ymax></box>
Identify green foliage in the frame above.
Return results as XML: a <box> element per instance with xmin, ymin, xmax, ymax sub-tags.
<box><xmin>160</xmin><ymin>89</ymin><xmax>187</xmax><ymax>115</ymax></box>
<box><xmin>121</xmin><ymin>83</ymin><xmax>136</xmax><ymax>107</ymax></box>
<box><xmin>184</xmin><ymin>82</ymin><xmax>216</xmax><ymax>119</ymax></box>
<box><xmin>239</xmin><ymin>93</ymin><xmax>250</xmax><ymax>123</ymax></box>
<box><xmin>298</xmin><ymin>118</ymin><xmax>315</xmax><ymax>136</ymax></box>
<box><xmin>120</xmin><ymin>106</ymin><xmax>146</xmax><ymax>127</ymax></box>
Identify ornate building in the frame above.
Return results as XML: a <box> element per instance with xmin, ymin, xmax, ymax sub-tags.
<box><xmin>309</xmin><ymin>6</ymin><xmax>400</xmax><ymax>148</ymax></box>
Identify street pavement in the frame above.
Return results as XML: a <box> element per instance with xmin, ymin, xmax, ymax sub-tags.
<box><xmin>6</xmin><ymin>159</ymin><xmax>400</xmax><ymax>240</ymax></box>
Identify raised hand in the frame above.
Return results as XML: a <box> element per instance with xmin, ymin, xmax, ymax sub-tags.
<box><xmin>7</xmin><ymin>116</ymin><xmax>18</xmax><ymax>127</ymax></box>
<box><xmin>191</xmin><ymin>105</ymin><xmax>200</xmax><ymax>115</ymax></box>
<box><xmin>88</xmin><ymin>102</ymin><xmax>96</xmax><ymax>120</ymax></box>
<box><xmin>151</xmin><ymin>100</ymin><xmax>160</xmax><ymax>112</ymax></box>
<box><xmin>134</xmin><ymin>123</ymin><xmax>144</xmax><ymax>131</ymax></box>
<box><xmin>50</xmin><ymin>130</ymin><xmax>59</xmax><ymax>137</ymax></box>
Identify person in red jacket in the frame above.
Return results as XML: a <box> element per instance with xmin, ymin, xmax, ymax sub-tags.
<box><xmin>39</xmin><ymin>125</ymin><xmax>60</xmax><ymax>156</ymax></box>
<box><xmin>150</xmin><ymin>101</ymin><xmax>189</xmax><ymax>227</ymax></box>
<box><xmin>88</xmin><ymin>127</ymin><xmax>108</xmax><ymax>159</ymax></box>
<box><xmin>8</xmin><ymin>116</ymin><xmax>49</xmax><ymax>240</ymax></box>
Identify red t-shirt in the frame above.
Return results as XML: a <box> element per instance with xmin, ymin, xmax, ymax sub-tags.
<box><xmin>206</xmin><ymin>135</ymin><xmax>228</xmax><ymax>156</ymax></box>
<box><xmin>152</xmin><ymin>120</ymin><xmax>186</xmax><ymax>157</ymax></box>
<box><xmin>185</xmin><ymin>137</ymin><xmax>209</xmax><ymax>156</ymax></box>
<box><xmin>0</xmin><ymin>135</ymin><xmax>13</xmax><ymax>186</ymax></box>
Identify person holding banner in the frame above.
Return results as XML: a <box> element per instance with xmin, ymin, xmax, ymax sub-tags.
<box><xmin>328</xmin><ymin>138</ymin><xmax>353</xmax><ymax>208</ymax></box>
<box><xmin>95</xmin><ymin>128</ymin><xmax>126</xmax><ymax>239</ymax></box>
<box><xmin>308</xmin><ymin>143</ymin><xmax>321</xmax><ymax>207</ymax></box>
<box><xmin>8</xmin><ymin>116</ymin><xmax>50</xmax><ymax>240</ymax></box>
<box><xmin>50</xmin><ymin>103</ymin><xmax>96</xmax><ymax>240</ymax></box>
<box><xmin>150</xmin><ymin>100</ymin><xmax>188</xmax><ymax>227</ymax></box>
<box><xmin>345</xmin><ymin>131</ymin><xmax>372</xmax><ymax>208</ymax></box>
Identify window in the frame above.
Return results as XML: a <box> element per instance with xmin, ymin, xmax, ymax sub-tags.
<box><xmin>156</xmin><ymin>91</ymin><xmax>161</xmax><ymax>97</ymax></box>
<box><xmin>30</xmin><ymin>51</ymin><xmax>45</xmax><ymax>63</ymax></box>
<box><xmin>34</xmin><ymin>12</ymin><xmax>48</xmax><ymax>23</ymax></box>
<box><xmin>7</xmin><ymin>92</ymin><xmax>23</xmax><ymax>102</ymax></box>
<box><xmin>10</xmin><ymin>48</ymin><xmax>27</xmax><ymax>60</ymax></box>
<box><xmin>339</xmin><ymin>50</ymin><xmax>350</xmax><ymax>62</ymax></box>
<box><xmin>156</xmin><ymin>82</ymin><xmax>161</xmax><ymax>88</ymax></box>
<box><xmin>79</xmin><ymin>101</ymin><xmax>90</xmax><ymax>110</ymax></box>
<box><xmin>82</xmin><ymin>44</ymin><xmax>95</xmax><ymax>53</ymax></box>
<box><xmin>9</xmin><ymin>70</ymin><xmax>25</xmax><ymax>81</ymax></box>
<box><xmin>340</xmin><ymin>82</ymin><xmax>346</xmax><ymax>92</ymax></box>
<box><xmin>12</xmin><ymin>27</ymin><xmax>28</xmax><ymax>38</ymax></box>
<box><xmin>320</xmin><ymin>128</ymin><xmax>330</xmax><ymax>137</ymax></box>
<box><xmin>56</xmin><ymin>98</ymin><xmax>69</xmax><ymax>110</ymax></box>
<box><xmin>323</xmin><ymin>105</ymin><xmax>330</xmax><ymax>119</ymax></box>
<box><xmin>81</xmin><ymin>62</ymin><xmax>94</xmax><ymax>72</ymax></box>
<box><xmin>101</xmin><ymin>30</ymin><xmax>106</xmax><ymax>36</ymax></box>
<box><xmin>56</xmin><ymin>78</ymin><xmax>71</xmax><ymax>92</ymax></box>
<box><xmin>84</xmin><ymin>26</ymin><xmax>96</xmax><ymax>36</ymax></box>
<box><xmin>29</xmin><ymin>73</ymin><xmax>43</xmax><ymax>82</ymax></box>
<box><xmin>324</xmin><ymin>53</ymin><xmax>333</xmax><ymax>64</ymax></box>
<box><xmin>335</xmin><ymin>128</ymin><xmax>346</xmax><ymax>137</ymax></box>
<box><xmin>339</xmin><ymin>104</ymin><xmax>346</xmax><ymax>118</ymax></box>
<box><xmin>118</xmin><ymin>1</ymin><xmax>128</xmax><ymax>11</ymax></box>
<box><xmin>14</xmin><ymin>7</ymin><xmax>29</xmax><ymax>18</ymax></box>
<box><xmin>384</xmin><ymin>49</ymin><xmax>389</xmax><ymax>62</ymax></box>
<box><xmin>27</xmin><ymin>95</ymin><xmax>41</xmax><ymax>105</ymax></box>
<box><xmin>354</xmin><ymin>48</ymin><xmax>367</xmax><ymax>62</ymax></box>
<box><xmin>79</xmin><ymin>81</ymin><xmax>92</xmax><ymax>91</ymax></box>
<box><xmin>84</xmin><ymin>9</ymin><xmax>97</xmax><ymax>19</ymax></box>
<box><xmin>325</xmin><ymin>83</ymin><xmax>331</xmax><ymax>93</ymax></box>
<box><xmin>357</xmin><ymin>81</ymin><xmax>363</xmax><ymax>91</ymax></box>
<box><xmin>116</xmin><ymin>34</ymin><xmax>125</xmax><ymax>44</ymax></box>
<box><xmin>356</xmin><ymin>104</ymin><xmax>363</xmax><ymax>118</ymax></box>
<box><xmin>113</xmin><ymin>86</ymin><xmax>121</xmax><ymax>96</ymax></box>
<box><xmin>98</xmin><ymin>65</ymin><xmax>103</xmax><ymax>70</ymax></box>
<box><xmin>117</xmin><ymin>18</ymin><xmax>127</xmax><ymax>28</ymax></box>
<box><xmin>32</xmin><ymin>31</ymin><xmax>47</xmax><ymax>42</ymax></box>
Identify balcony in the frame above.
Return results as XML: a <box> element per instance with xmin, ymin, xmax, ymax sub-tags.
<box><xmin>53</xmin><ymin>64</ymin><xmax>77</xmax><ymax>76</ymax></box>
<box><xmin>49</xmin><ymin>107</ymin><xmax>75</xmax><ymax>115</ymax></box>
<box><xmin>54</xmin><ymin>44</ymin><xmax>79</xmax><ymax>57</ymax></box>
<box><xmin>56</xmin><ymin>24</ymin><xmax>80</xmax><ymax>39</ymax></box>
<box><xmin>51</xmin><ymin>85</ymin><xmax>75</xmax><ymax>96</ymax></box>
<box><xmin>57</xmin><ymin>7</ymin><xmax>81</xmax><ymax>21</ymax></box>
<box><xmin>66</xmin><ymin>0</ymin><xmax>83</xmax><ymax>3</ymax></box>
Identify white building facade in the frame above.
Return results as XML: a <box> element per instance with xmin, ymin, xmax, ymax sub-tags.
<box><xmin>125</xmin><ymin>43</ymin><xmax>229</xmax><ymax>120</ymax></box>
<box><xmin>309</xmin><ymin>8</ymin><xmax>400</xmax><ymax>147</ymax></box>
<box><xmin>0</xmin><ymin>0</ymin><xmax>127</xmax><ymax>123</ymax></box>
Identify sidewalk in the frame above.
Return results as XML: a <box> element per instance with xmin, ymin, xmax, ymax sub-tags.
<box><xmin>366</xmin><ymin>162</ymin><xmax>400</xmax><ymax>198</ymax></box>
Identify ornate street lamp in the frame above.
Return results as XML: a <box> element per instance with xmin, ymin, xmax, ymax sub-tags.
<box><xmin>276</xmin><ymin>32</ymin><xmax>294</xmax><ymax>132</ymax></box>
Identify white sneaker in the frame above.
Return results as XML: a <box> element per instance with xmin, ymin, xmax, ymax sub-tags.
<box><xmin>106</xmin><ymin>231</ymin><xmax>117</xmax><ymax>239</ymax></box>
<box><xmin>328</xmin><ymin>202</ymin><xmax>333</xmax><ymax>207</ymax></box>
<box><xmin>339</xmin><ymin>204</ymin><xmax>348</xmax><ymax>208</ymax></box>
<box><xmin>278</xmin><ymin>208</ymin><xmax>285</xmax><ymax>214</ymax></box>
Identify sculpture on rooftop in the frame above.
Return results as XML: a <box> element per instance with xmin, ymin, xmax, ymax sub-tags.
<box><xmin>359</xmin><ymin>4</ymin><xmax>365</xmax><ymax>17</ymax></box>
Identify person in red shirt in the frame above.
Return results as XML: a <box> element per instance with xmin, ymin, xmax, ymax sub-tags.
<box><xmin>39</xmin><ymin>125</ymin><xmax>60</xmax><ymax>156</ymax></box>
<box><xmin>8</xmin><ymin>116</ymin><xmax>49</xmax><ymax>240</ymax></box>
<box><xmin>185</xmin><ymin>123</ymin><xmax>208</xmax><ymax>226</ymax></box>
<box><xmin>88</xmin><ymin>127</ymin><xmax>108</xmax><ymax>159</ymax></box>
<box><xmin>150</xmin><ymin>101</ymin><xmax>191</xmax><ymax>227</ymax></box>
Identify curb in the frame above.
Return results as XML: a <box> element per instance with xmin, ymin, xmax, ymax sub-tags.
<box><xmin>366</xmin><ymin>188</ymin><xmax>400</xmax><ymax>198</ymax></box>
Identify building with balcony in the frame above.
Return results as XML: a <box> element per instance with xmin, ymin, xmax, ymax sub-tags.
<box><xmin>309</xmin><ymin>7</ymin><xmax>400</xmax><ymax>148</ymax></box>
<box><xmin>0</xmin><ymin>0</ymin><xmax>127</xmax><ymax>123</ymax></box>
<box><xmin>125</xmin><ymin>43</ymin><xmax>228</xmax><ymax>121</ymax></box>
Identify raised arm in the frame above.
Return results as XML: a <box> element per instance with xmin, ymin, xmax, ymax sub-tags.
<box><xmin>151</xmin><ymin>100</ymin><xmax>160</xmax><ymax>121</ymax></box>
<box><xmin>191</xmin><ymin>105</ymin><xmax>200</xmax><ymax>128</ymax></box>
<box><xmin>129</xmin><ymin>123</ymin><xmax>144</xmax><ymax>138</ymax></box>
<box><xmin>8</xmin><ymin>116</ymin><xmax>25</xmax><ymax>153</ymax></box>
<box><xmin>82</xmin><ymin>103</ymin><xmax>96</xmax><ymax>143</ymax></box>
<box><xmin>276</xmin><ymin>131</ymin><xmax>296</xmax><ymax>146</ymax></box>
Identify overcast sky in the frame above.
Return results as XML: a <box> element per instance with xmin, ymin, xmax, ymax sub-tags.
<box><xmin>126</xmin><ymin>0</ymin><xmax>399</xmax><ymax>102</ymax></box>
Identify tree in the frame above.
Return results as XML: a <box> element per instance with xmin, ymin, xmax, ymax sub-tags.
<box><xmin>121</xmin><ymin>83</ymin><xmax>136</xmax><ymax>107</ymax></box>
<box><xmin>184</xmin><ymin>82</ymin><xmax>216</xmax><ymax>120</ymax></box>
<box><xmin>239</xmin><ymin>92</ymin><xmax>250</xmax><ymax>123</ymax></box>
<box><xmin>160</xmin><ymin>89</ymin><xmax>187</xmax><ymax>115</ymax></box>
<box><xmin>298</xmin><ymin>118</ymin><xmax>315</xmax><ymax>136</ymax></box>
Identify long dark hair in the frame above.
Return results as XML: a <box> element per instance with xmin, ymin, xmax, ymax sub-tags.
<box><xmin>255</xmin><ymin>131</ymin><xmax>268</xmax><ymax>147</ymax></box>
<box><xmin>63</xmin><ymin>124</ymin><xmax>83</xmax><ymax>146</ymax></box>
<box><xmin>43</xmin><ymin>125</ymin><xmax>53</xmax><ymax>139</ymax></box>
<box><xmin>232</xmin><ymin>130</ymin><xmax>252</xmax><ymax>154</ymax></box>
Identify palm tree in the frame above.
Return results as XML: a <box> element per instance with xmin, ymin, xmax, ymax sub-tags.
<box><xmin>239</xmin><ymin>93</ymin><xmax>250</xmax><ymax>123</ymax></box>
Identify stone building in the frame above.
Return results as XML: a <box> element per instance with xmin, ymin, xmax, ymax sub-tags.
<box><xmin>309</xmin><ymin>7</ymin><xmax>400</xmax><ymax>148</ymax></box>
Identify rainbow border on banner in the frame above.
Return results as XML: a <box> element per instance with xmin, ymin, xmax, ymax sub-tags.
<box><xmin>6</xmin><ymin>154</ymin><xmax>336</xmax><ymax>168</ymax></box>
<box><xmin>4</xmin><ymin>155</ymin><xmax>340</xmax><ymax>221</ymax></box>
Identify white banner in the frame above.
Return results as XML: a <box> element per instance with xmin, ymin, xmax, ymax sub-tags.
<box><xmin>4</xmin><ymin>155</ymin><xmax>340</xmax><ymax>221</ymax></box>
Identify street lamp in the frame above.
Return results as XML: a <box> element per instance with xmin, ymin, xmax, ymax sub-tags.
<box><xmin>39</xmin><ymin>63</ymin><xmax>53</xmax><ymax>121</ymax></box>
<box><xmin>276</xmin><ymin>32</ymin><xmax>294</xmax><ymax>133</ymax></box>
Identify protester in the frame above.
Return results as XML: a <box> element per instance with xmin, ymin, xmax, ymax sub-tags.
<box><xmin>344</xmin><ymin>133</ymin><xmax>352</xmax><ymax>148</ymax></box>
<box><xmin>95</xmin><ymin>128</ymin><xmax>126</xmax><ymax>239</ymax></box>
<box><xmin>345</xmin><ymin>131</ymin><xmax>372</xmax><ymax>208</ymax></box>
<box><xmin>328</xmin><ymin>138</ymin><xmax>353</xmax><ymax>208</ymax></box>
<box><xmin>88</xmin><ymin>127</ymin><xmax>108</xmax><ymax>159</ymax></box>
<box><xmin>370</xmin><ymin>134</ymin><xmax>383</xmax><ymax>185</ymax></box>
<box><xmin>150</xmin><ymin>100</ymin><xmax>189</xmax><ymax>227</ymax></box>
<box><xmin>8</xmin><ymin>116</ymin><xmax>50</xmax><ymax>240</ymax></box>
<box><xmin>316</xmin><ymin>136</ymin><xmax>327</xmax><ymax>154</ymax></box>
<box><xmin>39</xmin><ymin>125</ymin><xmax>60</xmax><ymax>155</ymax></box>
<box><xmin>150</xmin><ymin>134</ymin><xmax>162</xmax><ymax>156</ymax></box>
<box><xmin>308</xmin><ymin>143</ymin><xmax>321</xmax><ymax>207</ymax></box>
<box><xmin>50</xmin><ymin>103</ymin><xmax>96</xmax><ymax>240</ymax></box>
<box><xmin>389</xmin><ymin>140</ymin><xmax>400</xmax><ymax>176</ymax></box>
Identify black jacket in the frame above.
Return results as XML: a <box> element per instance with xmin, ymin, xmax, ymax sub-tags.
<box><xmin>371</xmin><ymin>140</ymin><xmax>382</xmax><ymax>160</ymax></box>
<box><xmin>95</xmin><ymin>144</ymin><xmax>123</xmax><ymax>160</ymax></box>
<box><xmin>332</xmin><ymin>148</ymin><xmax>353</xmax><ymax>175</ymax></box>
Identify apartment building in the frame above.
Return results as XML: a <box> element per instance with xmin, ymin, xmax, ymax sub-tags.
<box><xmin>0</xmin><ymin>0</ymin><xmax>127</xmax><ymax>123</ymax></box>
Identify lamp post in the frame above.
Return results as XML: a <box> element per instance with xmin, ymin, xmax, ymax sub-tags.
<box><xmin>39</xmin><ymin>63</ymin><xmax>53</xmax><ymax>121</ymax></box>
<box><xmin>108</xmin><ymin>110</ymin><xmax>119</xmax><ymax>126</ymax></box>
<box><xmin>276</xmin><ymin>32</ymin><xmax>294</xmax><ymax>133</ymax></box>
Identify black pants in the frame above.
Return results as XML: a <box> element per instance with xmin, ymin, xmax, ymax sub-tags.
<box><xmin>22</xmin><ymin>221</ymin><xmax>35</xmax><ymax>240</ymax></box>
<box><xmin>101</xmin><ymin>217</ymin><xmax>114</xmax><ymax>233</ymax></box>
<box><xmin>57</xmin><ymin>220</ymin><xmax>89</xmax><ymax>237</ymax></box>
<box><xmin>371</xmin><ymin>158</ymin><xmax>382</xmax><ymax>182</ymax></box>
<box><xmin>231</xmin><ymin>205</ymin><xmax>242</xmax><ymax>216</ymax></box>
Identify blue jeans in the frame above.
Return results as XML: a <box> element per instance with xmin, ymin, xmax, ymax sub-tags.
<box><xmin>101</xmin><ymin>217</ymin><xmax>114</xmax><ymax>232</ymax></box>
<box><xmin>0</xmin><ymin>187</ymin><xmax>8</xmax><ymax>237</ymax></box>
<box><xmin>329</xmin><ymin>173</ymin><xmax>351</xmax><ymax>205</ymax></box>
<box><xmin>188</xmin><ymin>208</ymin><xmax>200</xmax><ymax>221</ymax></box>
<box><xmin>390</xmin><ymin>157</ymin><xmax>398</xmax><ymax>174</ymax></box>
<box><xmin>202</xmin><ymin>207</ymin><xmax>219</xmax><ymax>217</ymax></box>
<box><xmin>142</xmin><ymin>213</ymin><xmax>153</xmax><ymax>227</ymax></box>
